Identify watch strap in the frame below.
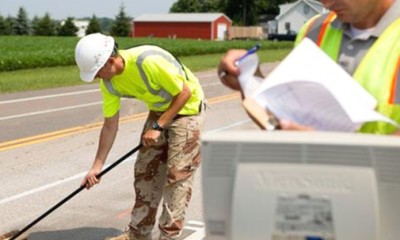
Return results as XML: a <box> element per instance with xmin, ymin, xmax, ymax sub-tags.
<box><xmin>152</xmin><ymin>121</ymin><xmax>164</xmax><ymax>131</ymax></box>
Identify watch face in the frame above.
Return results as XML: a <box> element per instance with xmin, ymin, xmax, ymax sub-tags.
<box><xmin>152</xmin><ymin>121</ymin><xmax>162</xmax><ymax>131</ymax></box>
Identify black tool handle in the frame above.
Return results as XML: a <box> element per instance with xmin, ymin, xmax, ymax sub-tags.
<box><xmin>10</xmin><ymin>143</ymin><xmax>143</xmax><ymax>240</ymax></box>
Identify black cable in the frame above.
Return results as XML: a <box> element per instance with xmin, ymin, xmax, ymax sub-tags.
<box><xmin>10</xmin><ymin>143</ymin><xmax>143</xmax><ymax>240</ymax></box>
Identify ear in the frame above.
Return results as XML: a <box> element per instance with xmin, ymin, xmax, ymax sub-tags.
<box><xmin>108</xmin><ymin>57</ymin><xmax>116</xmax><ymax>64</ymax></box>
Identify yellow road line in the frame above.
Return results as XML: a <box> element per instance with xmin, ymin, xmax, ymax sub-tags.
<box><xmin>0</xmin><ymin>93</ymin><xmax>240</xmax><ymax>152</ymax></box>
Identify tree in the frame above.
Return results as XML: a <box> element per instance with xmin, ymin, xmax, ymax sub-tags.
<box><xmin>31</xmin><ymin>16</ymin><xmax>40</xmax><ymax>35</ymax></box>
<box><xmin>170</xmin><ymin>0</ymin><xmax>224</xmax><ymax>12</ymax></box>
<box><xmin>255</xmin><ymin>0</ymin><xmax>270</xmax><ymax>15</ymax></box>
<box><xmin>99</xmin><ymin>17</ymin><xmax>113</xmax><ymax>34</ymax></box>
<box><xmin>226</xmin><ymin>0</ymin><xmax>246</xmax><ymax>25</ymax></box>
<box><xmin>58</xmin><ymin>17</ymin><xmax>78</xmax><ymax>36</ymax></box>
<box><xmin>169</xmin><ymin>0</ymin><xmax>298</xmax><ymax>26</ymax></box>
<box><xmin>266</xmin><ymin>0</ymin><xmax>298</xmax><ymax>16</ymax></box>
<box><xmin>0</xmin><ymin>15</ymin><xmax>14</xmax><ymax>35</ymax></box>
<box><xmin>200</xmin><ymin>0</ymin><xmax>226</xmax><ymax>12</ymax></box>
<box><xmin>0</xmin><ymin>15</ymin><xmax>5</xmax><ymax>35</ymax></box>
<box><xmin>14</xmin><ymin>7</ymin><xmax>30</xmax><ymax>35</ymax></box>
<box><xmin>170</xmin><ymin>0</ymin><xmax>203</xmax><ymax>12</ymax></box>
<box><xmin>110</xmin><ymin>5</ymin><xmax>131</xmax><ymax>37</ymax></box>
<box><xmin>170</xmin><ymin>0</ymin><xmax>263</xmax><ymax>25</ymax></box>
<box><xmin>33</xmin><ymin>13</ymin><xmax>56</xmax><ymax>36</ymax></box>
<box><xmin>223</xmin><ymin>0</ymin><xmax>289</xmax><ymax>26</ymax></box>
<box><xmin>86</xmin><ymin>15</ymin><xmax>102</xmax><ymax>35</ymax></box>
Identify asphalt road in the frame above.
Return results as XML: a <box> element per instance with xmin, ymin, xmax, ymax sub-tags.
<box><xmin>0</xmin><ymin>64</ymin><xmax>277</xmax><ymax>240</ymax></box>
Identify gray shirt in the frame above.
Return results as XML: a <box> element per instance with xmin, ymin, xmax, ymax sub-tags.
<box><xmin>331</xmin><ymin>0</ymin><xmax>400</xmax><ymax>74</ymax></box>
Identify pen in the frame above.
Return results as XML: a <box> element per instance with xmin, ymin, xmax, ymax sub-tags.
<box><xmin>235</xmin><ymin>43</ymin><xmax>261</xmax><ymax>65</ymax></box>
<box><xmin>219</xmin><ymin>43</ymin><xmax>261</xmax><ymax>78</ymax></box>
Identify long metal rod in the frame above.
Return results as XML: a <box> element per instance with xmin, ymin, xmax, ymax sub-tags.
<box><xmin>10</xmin><ymin>143</ymin><xmax>143</xmax><ymax>240</ymax></box>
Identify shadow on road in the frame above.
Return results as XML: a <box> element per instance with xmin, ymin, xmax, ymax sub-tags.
<box><xmin>27</xmin><ymin>227</ymin><xmax>122</xmax><ymax>240</ymax></box>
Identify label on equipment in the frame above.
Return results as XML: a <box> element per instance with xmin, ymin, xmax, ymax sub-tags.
<box><xmin>271</xmin><ymin>194</ymin><xmax>335</xmax><ymax>240</ymax></box>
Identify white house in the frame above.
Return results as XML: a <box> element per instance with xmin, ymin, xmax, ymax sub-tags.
<box><xmin>60</xmin><ymin>19</ymin><xmax>89</xmax><ymax>37</ymax></box>
<box><xmin>268</xmin><ymin>0</ymin><xmax>327</xmax><ymax>34</ymax></box>
<box><xmin>73</xmin><ymin>20</ymin><xmax>89</xmax><ymax>37</ymax></box>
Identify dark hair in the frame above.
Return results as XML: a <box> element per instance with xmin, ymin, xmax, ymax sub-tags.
<box><xmin>111</xmin><ymin>42</ymin><xmax>119</xmax><ymax>56</ymax></box>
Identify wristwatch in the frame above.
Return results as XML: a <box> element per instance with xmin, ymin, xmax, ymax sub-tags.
<box><xmin>151</xmin><ymin>121</ymin><xmax>164</xmax><ymax>131</ymax></box>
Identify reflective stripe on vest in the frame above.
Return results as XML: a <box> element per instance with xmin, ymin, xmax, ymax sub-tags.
<box><xmin>104</xmin><ymin>48</ymin><xmax>187</xmax><ymax>108</ymax></box>
<box><xmin>296</xmin><ymin>12</ymin><xmax>342</xmax><ymax>60</ymax></box>
<box><xmin>297</xmin><ymin>13</ymin><xmax>400</xmax><ymax>134</ymax></box>
<box><xmin>103</xmin><ymin>79</ymin><xmax>134</xmax><ymax>98</ymax></box>
<box><xmin>136</xmin><ymin>50</ymin><xmax>182</xmax><ymax>107</ymax></box>
<box><xmin>295</xmin><ymin>14</ymin><xmax>320</xmax><ymax>46</ymax></box>
<box><xmin>392</xmin><ymin>56</ymin><xmax>400</xmax><ymax>103</ymax></box>
<box><xmin>317</xmin><ymin>12</ymin><xmax>343</xmax><ymax>61</ymax></box>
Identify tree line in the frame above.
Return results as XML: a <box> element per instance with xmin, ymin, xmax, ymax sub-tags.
<box><xmin>0</xmin><ymin>0</ymin><xmax>298</xmax><ymax>37</ymax></box>
<box><xmin>0</xmin><ymin>5</ymin><xmax>131</xmax><ymax>37</ymax></box>
<box><xmin>170</xmin><ymin>0</ymin><xmax>298</xmax><ymax>25</ymax></box>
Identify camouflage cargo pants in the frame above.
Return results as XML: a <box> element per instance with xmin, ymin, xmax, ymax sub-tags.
<box><xmin>128</xmin><ymin>110</ymin><xmax>205</xmax><ymax>239</ymax></box>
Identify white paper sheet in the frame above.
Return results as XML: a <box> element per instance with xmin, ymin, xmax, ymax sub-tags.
<box><xmin>238</xmin><ymin>38</ymin><xmax>398</xmax><ymax>131</ymax></box>
<box><xmin>237</xmin><ymin>53</ymin><xmax>263</xmax><ymax>97</ymax></box>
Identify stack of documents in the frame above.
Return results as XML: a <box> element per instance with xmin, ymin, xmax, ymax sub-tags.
<box><xmin>238</xmin><ymin>38</ymin><xmax>398</xmax><ymax>131</ymax></box>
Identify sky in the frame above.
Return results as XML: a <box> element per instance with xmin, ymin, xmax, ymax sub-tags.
<box><xmin>0</xmin><ymin>0</ymin><xmax>177</xmax><ymax>20</ymax></box>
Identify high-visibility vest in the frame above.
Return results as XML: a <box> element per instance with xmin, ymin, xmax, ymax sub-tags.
<box><xmin>296</xmin><ymin>12</ymin><xmax>400</xmax><ymax>134</ymax></box>
<box><xmin>100</xmin><ymin>45</ymin><xmax>204</xmax><ymax>118</ymax></box>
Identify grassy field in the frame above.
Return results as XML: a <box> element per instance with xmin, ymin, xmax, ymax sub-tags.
<box><xmin>0</xmin><ymin>49</ymin><xmax>291</xmax><ymax>94</ymax></box>
<box><xmin>0</xmin><ymin>36</ymin><xmax>293</xmax><ymax>94</ymax></box>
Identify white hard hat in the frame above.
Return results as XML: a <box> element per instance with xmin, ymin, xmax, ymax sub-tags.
<box><xmin>75</xmin><ymin>33</ymin><xmax>115</xmax><ymax>82</ymax></box>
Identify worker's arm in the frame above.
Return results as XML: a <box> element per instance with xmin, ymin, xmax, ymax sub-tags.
<box><xmin>81</xmin><ymin>112</ymin><xmax>119</xmax><ymax>189</ymax></box>
<box><xmin>392</xmin><ymin>130</ymin><xmax>400</xmax><ymax>135</ymax></box>
<box><xmin>141</xmin><ymin>83</ymin><xmax>192</xmax><ymax>146</ymax></box>
<box><xmin>280</xmin><ymin>120</ymin><xmax>400</xmax><ymax>136</ymax></box>
<box><xmin>279</xmin><ymin>119</ymin><xmax>314</xmax><ymax>131</ymax></box>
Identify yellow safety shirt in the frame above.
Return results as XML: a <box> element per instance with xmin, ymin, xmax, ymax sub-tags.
<box><xmin>100</xmin><ymin>46</ymin><xmax>204</xmax><ymax>118</ymax></box>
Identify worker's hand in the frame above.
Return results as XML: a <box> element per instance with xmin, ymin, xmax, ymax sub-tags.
<box><xmin>279</xmin><ymin>119</ymin><xmax>314</xmax><ymax>131</ymax></box>
<box><xmin>142</xmin><ymin>129</ymin><xmax>161</xmax><ymax>147</ymax></box>
<box><xmin>392</xmin><ymin>130</ymin><xmax>400</xmax><ymax>136</ymax></box>
<box><xmin>81</xmin><ymin>165</ymin><xmax>102</xmax><ymax>189</ymax></box>
<box><xmin>218</xmin><ymin>49</ymin><xmax>247</xmax><ymax>91</ymax></box>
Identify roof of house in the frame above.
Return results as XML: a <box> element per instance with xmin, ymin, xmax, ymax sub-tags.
<box><xmin>276</xmin><ymin>0</ymin><xmax>326</xmax><ymax>20</ymax></box>
<box><xmin>133</xmin><ymin>13</ymin><xmax>231</xmax><ymax>23</ymax></box>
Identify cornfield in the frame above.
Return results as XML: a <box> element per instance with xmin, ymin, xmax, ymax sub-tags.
<box><xmin>0</xmin><ymin>36</ymin><xmax>293</xmax><ymax>72</ymax></box>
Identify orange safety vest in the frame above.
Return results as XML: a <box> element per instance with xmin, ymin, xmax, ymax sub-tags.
<box><xmin>296</xmin><ymin>12</ymin><xmax>400</xmax><ymax>134</ymax></box>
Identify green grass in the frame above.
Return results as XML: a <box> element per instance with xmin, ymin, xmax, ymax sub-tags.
<box><xmin>0</xmin><ymin>66</ymin><xmax>83</xmax><ymax>93</ymax></box>
<box><xmin>181</xmin><ymin>48</ymin><xmax>291</xmax><ymax>72</ymax></box>
<box><xmin>0</xmin><ymin>36</ymin><xmax>294</xmax><ymax>93</ymax></box>
<box><xmin>0</xmin><ymin>48</ymin><xmax>292</xmax><ymax>94</ymax></box>
<box><xmin>0</xmin><ymin>36</ymin><xmax>293</xmax><ymax>71</ymax></box>
<box><xmin>0</xmin><ymin>36</ymin><xmax>78</xmax><ymax>71</ymax></box>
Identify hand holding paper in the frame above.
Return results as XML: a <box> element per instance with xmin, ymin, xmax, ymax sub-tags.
<box><xmin>238</xmin><ymin>38</ymin><xmax>398</xmax><ymax>132</ymax></box>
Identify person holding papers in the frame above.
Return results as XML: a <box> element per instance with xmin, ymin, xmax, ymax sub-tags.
<box><xmin>218</xmin><ymin>0</ymin><xmax>400</xmax><ymax>135</ymax></box>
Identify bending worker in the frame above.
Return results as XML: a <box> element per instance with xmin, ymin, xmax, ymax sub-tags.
<box><xmin>218</xmin><ymin>0</ymin><xmax>400</xmax><ymax>135</ymax></box>
<box><xmin>75</xmin><ymin>33</ymin><xmax>205</xmax><ymax>240</ymax></box>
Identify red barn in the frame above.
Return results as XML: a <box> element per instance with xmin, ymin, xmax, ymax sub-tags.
<box><xmin>132</xmin><ymin>13</ymin><xmax>232</xmax><ymax>40</ymax></box>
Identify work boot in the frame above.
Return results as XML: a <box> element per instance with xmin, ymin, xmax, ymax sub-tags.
<box><xmin>105</xmin><ymin>228</ymin><xmax>151</xmax><ymax>240</ymax></box>
<box><xmin>159</xmin><ymin>232</ymin><xmax>181</xmax><ymax>240</ymax></box>
<box><xmin>159</xmin><ymin>235</ymin><xmax>175</xmax><ymax>240</ymax></box>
